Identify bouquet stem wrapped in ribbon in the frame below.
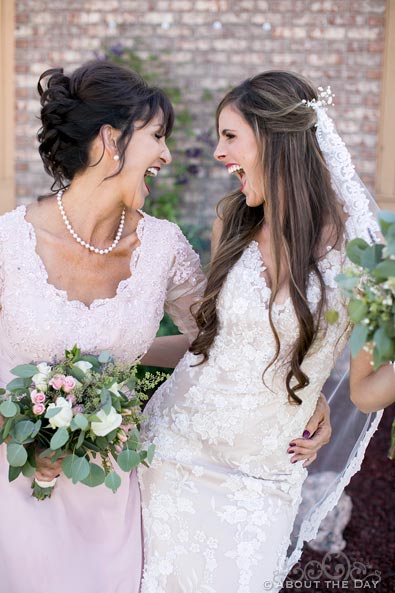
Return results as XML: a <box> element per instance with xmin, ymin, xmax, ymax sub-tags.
<box><xmin>0</xmin><ymin>346</ymin><xmax>166</xmax><ymax>499</ymax></box>
<box><xmin>335</xmin><ymin>211</ymin><xmax>395</xmax><ymax>460</ymax></box>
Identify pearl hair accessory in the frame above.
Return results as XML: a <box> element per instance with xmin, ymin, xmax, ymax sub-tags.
<box><xmin>113</xmin><ymin>154</ymin><xmax>120</xmax><ymax>161</ymax></box>
<box><xmin>56</xmin><ymin>189</ymin><xmax>126</xmax><ymax>255</ymax></box>
<box><xmin>301</xmin><ymin>85</ymin><xmax>335</xmax><ymax>110</ymax></box>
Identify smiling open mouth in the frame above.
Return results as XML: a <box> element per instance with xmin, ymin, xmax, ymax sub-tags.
<box><xmin>227</xmin><ymin>164</ymin><xmax>246</xmax><ymax>187</ymax></box>
<box><xmin>144</xmin><ymin>167</ymin><xmax>160</xmax><ymax>178</ymax></box>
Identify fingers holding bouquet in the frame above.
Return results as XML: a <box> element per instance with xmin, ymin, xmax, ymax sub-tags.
<box><xmin>0</xmin><ymin>345</ymin><xmax>166</xmax><ymax>500</ymax></box>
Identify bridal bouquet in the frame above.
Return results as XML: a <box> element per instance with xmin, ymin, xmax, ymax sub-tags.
<box><xmin>335</xmin><ymin>211</ymin><xmax>395</xmax><ymax>459</ymax></box>
<box><xmin>0</xmin><ymin>345</ymin><xmax>165</xmax><ymax>499</ymax></box>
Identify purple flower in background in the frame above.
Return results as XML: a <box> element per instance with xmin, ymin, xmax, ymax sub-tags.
<box><xmin>187</xmin><ymin>164</ymin><xmax>199</xmax><ymax>176</ymax></box>
<box><xmin>109</xmin><ymin>42</ymin><xmax>124</xmax><ymax>57</ymax></box>
<box><xmin>186</xmin><ymin>148</ymin><xmax>201</xmax><ymax>158</ymax></box>
<box><xmin>175</xmin><ymin>175</ymin><xmax>189</xmax><ymax>186</ymax></box>
<box><xmin>196</xmin><ymin>130</ymin><xmax>216</xmax><ymax>148</ymax></box>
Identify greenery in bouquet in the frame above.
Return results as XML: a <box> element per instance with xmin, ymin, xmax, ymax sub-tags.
<box><xmin>0</xmin><ymin>346</ymin><xmax>167</xmax><ymax>499</ymax></box>
<box><xmin>335</xmin><ymin>211</ymin><xmax>395</xmax><ymax>459</ymax></box>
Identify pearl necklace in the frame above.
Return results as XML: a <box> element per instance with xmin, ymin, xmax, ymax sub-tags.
<box><xmin>56</xmin><ymin>189</ymin><xmax>126</xmax><ymax>255</ymax></box>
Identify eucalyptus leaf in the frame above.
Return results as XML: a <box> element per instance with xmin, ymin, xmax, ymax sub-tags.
<box><xmin>348</xmin><ymin>300</ymin><xmax>368</xmax><ymax>324</ymax></box>
<box><xmin>372</xmin><ymin>260</ymin><xmax>395</xmax><ymax>279</ymax></box>
<box><xmin>117</xmin><ymin>449</ymin><xmax>141</xmax><ymax>472</ymax></box>
<box><xmin>0</xmin><ymin>400</ymin><xmax>18</xmax><ymax>418</ymax></box>
<box><xmin>126</xmin><ymin>429</ymin><xmax>140</xmax><ymax>451</ymax></box>
<box><xmin>94</xmin><ymin>436</ymin><xmax>109</xmax><ymax>449</ymax></box>
<box><xmin>9</xmin><ymin>465</ymin><xmax>23</xmax><ymax>482</ymax></box>
<box><xmin>98</xmin><ymin>350</ymin><xmax>111</xmax><ymax>364</ymax></box>
<box><xmin>73</xmin><ymin>413</ymin><xmax>88</xmax><ymax>431</ymax></box>
<box><xmin>373</xmin><ymin>327</ymin><xmax>394</xmax><ymax>361</ymax></box>
<box><xmin>69</xmin><ymin>366</ymin><xmax>86</xmax><ymax>382</ymax></box>
<box><xmin>62</xmin><ymin>454</ymin><xmax>90</xmax><ymax>484</ymax></box>
<box><xmin>346</xmin><ymin>238</ymin><xmax>369</xmax><ymax>266</ymax></box>
<box><xmin>30</xmin><ymin>420</ymin><xmax>42</xmax><ymax>440</ymax></box>
<box><xmin>27</xmin><ymin>445</ymin><xmax>37</xmax><ymax>468</ymax></box>
<box><xmin>335</xmin><ymin>273</ymin><xmax>359</xmax><ymax>296</ymax></box>
<box><xmin>7</xmin><ymin>442</ymin><xmax>28</xmax><ymax>467</ymax></box>
<box><xmin>71</xmin><ymin>455</ymin><xmax>90</xmax><ymax>484</ymax></box>
<box><xmin>78</xmin><ymin>355</ymin><xmax>101</xmax><ymax>370</ymax></box>
<box><xmin>50</xmin><ymin>426</ymin><xmax>69</xmax><ymax>450</ymax></box>
<box><xmin>45</xmin><ymin>407</ymin><xmax>61</xmax><ymax>419</ymax></box>
<box><xmin>76</xmin><ymin>430</ymin><xmax>86</xmax><ymax>449</ymax></box>
<box><xmin>2</xmin><ymin>417</ymin><xmax>13</xmax><ymax>440</ymax></box>
<box><xmin>360</xmin><ymin>244</ymin><xmax>384</xmax><ymax>270</ymax></box>
<box><xmin>378</xmin><ymin>210</ymin><xmax>395</xmax><ymax>233</ymax></box>
<box><xmin>82</xmin><ymin>440</ymin><xmax>101</xmax><ymax>452</ymax></box>
<box><xmin>6</xmin><ymin>377</ymin><xmax>30</xmax><ymax>392</ymax></box>
<box><xmin>14</xmin><ymin>420</ymin><xmax>35</xmax><ymax>444</ymax></box>
<box><xmin>21</xmin><ymin>461</ymin><xmax>35</xmax><ymax>478</ymax></box>
<box><xmin>10</xmin><ymin>364</ymin><xmax>38</xmax><ymax>378</ymax></box>
<box><xmin>104</xmin><ymin>470</ymin><xmax>121</xmax><ymax>493</ymax></box>
<box><xmin>80</xmin><ymin>463</ymin><xmax>105</xmax><ymax>487</ymax></box>
<box><xmin>350</xmin><ymin>323</ymin><xmax>369</xmax><ymax>358</ymax></box>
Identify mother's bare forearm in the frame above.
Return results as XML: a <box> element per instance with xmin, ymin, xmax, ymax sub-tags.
<box><xmin>141</xmin><ymin>334</ymin><xmax>190</xmax><ymax>368</ymax></box>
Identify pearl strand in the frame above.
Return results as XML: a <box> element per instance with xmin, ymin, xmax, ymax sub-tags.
<box><xmin>56</xmin><ymin>189</ymin><xmax>126</xmax><ymax>255</ymax></box>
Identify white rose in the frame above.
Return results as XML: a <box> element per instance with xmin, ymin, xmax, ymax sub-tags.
<box><xmin>32</xmin><ymin>373</ymin><xmax>49</xmax><ymax>392</ymax></box>
<box><xmin>47</xmin><ymin>397</ymin><xmax>73</xmax><ymax>429</ymax></box>
<box><xmin>37</xmin><ymin>363</ymin><xmax>52</xmax><ymax>376</ymax></box>
<box><xmin>91</xmin><ymin>407</ymin><xmax>122</xmax><ymax>437</ymax></box>
<box><xmin>32</xmin><ymin>363</ymin><xmax>52</xmax><ymax>391</ymax></box>
<box><xmin>73</xmin><ymin>361</ymin><xmax>93</xmax><ymax>374</ymax></box>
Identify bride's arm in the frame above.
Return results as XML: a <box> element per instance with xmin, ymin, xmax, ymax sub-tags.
<box><xmin>140</xmin><ymin>334</ymin><xmax>190</xmax><ymax>369</ymax></box>
<box><xmin>350</xmin><ymin>349</ymin><xmax>395</xmax><ymax>413</ymax></box>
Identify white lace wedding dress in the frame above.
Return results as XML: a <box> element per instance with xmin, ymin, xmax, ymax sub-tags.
<box><xmin>139</xmin><ymin>241</ymin><xmax>352</xmax><ymax>593</ymax></box>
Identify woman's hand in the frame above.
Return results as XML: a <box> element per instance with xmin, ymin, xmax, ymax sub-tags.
<box><xmin>287</xmin><ymin>393</ymin><xmax>332</xmax><ymax>468</ymax></box>
<box><xmin>34</xmin><ymin>449</ymin><xmax>65</xmax><ymax>483</ymax></box>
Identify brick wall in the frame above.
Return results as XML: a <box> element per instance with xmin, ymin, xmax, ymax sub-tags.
<box><xmin>15</xmin><ymin>0</ymin><xmax>387</xmax><ymax>229</ymax></box>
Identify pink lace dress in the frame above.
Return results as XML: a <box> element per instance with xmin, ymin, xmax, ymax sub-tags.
<box><xmin>0</xmin><ymin>206</ymin><xmax>205</xmax><ymax>593</ymax></box>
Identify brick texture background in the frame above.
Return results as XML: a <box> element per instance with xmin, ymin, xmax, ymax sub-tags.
<box><xmin>14</xmin><ymin>0</ymin><xmax>387</xmax><ymax>229</ymax></box>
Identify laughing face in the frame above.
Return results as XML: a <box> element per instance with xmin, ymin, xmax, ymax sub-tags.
<box><xmin>214</xmin><ymin>105</ymin><xmax>265</xmax><ymax>207</ymax></box>
<box><xmin>117</xmin><ymin>111</ymin><xmax>172</xmax><ymax>209</ymax></box>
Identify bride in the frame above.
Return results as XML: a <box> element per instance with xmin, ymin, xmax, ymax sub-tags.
<box><xmin>138</xmin><ymin>71</ymin><xmax>382</xmax><ymax>593</ymax></box>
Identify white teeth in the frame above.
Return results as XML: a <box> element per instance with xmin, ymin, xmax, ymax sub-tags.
<box><xmin>146</xmin><ymin>167</ymin><xmax>159</xmax><ymax>177</ymax></box>
<box><xmin>227</xmin><ymin>164</ymin><xmax>243</xmax><ymax>174</ymax></box>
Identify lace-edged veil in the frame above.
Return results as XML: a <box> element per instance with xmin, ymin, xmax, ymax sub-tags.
<box><xmin>284</xmin><ymin>94</ymin><xmax>384</xmax><ymax>575</ymax></box>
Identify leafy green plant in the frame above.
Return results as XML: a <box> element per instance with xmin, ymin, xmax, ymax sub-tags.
<box><xmin>336</xmin><ymin>211</ymin><xmax>395</xmax><ymax>458</ymax></box>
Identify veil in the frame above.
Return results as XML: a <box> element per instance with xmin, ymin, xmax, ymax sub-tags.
<box><xmin>283</xmin><ymin>89</ymin><xmax>384</xmax><ymax>578</ymax></box>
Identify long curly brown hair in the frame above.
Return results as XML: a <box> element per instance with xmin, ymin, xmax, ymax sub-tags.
<box><xmin>190</xmin><ymin>71</ymin><xmax>345</xmax><ymax>405</ymax></box>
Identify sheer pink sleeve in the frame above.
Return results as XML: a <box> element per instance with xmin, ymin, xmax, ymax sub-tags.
<box><xmin>165</xmin><ymin>227</ymin><xmax>206</xmax><ymax>343</ymax></box>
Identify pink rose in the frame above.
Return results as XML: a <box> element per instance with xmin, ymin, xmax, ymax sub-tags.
<box><xmin>30</xmin><ymin>390</ymin><xmax>46</xmax><ymax>404</ymax></box>
<box><xmin>32</xmin><ymin>403</ymin><xmax>45</xmax><ymax>415</ymax></box>
<box><xmin>73</xmin><ymin>404</ymin><xmax>84</xmax><ymax>415</ymax></box>
<box><xmin>66</xmin><ymin>394</ymin><xmax>77</xmax><ymax>406</ymax></box>
<box><xmin>63</xmin><ymin>376</ymin><xmax>76</xmax><ymax>394</ymax></box>
<box><xmin>49</xmin><ymin>374</ymin><xmax>66</xmax><ymax>391</ymax></box>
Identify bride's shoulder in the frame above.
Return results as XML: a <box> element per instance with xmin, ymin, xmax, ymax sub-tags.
<box><xmin>142</xmin><ymin>212</ymin><xmax>190</xmax><ymax>244</ymax></box>
<box><xmin>0</xmin><ymin>204</ymin><xmax>27</xmax><ymax>239</ymax></box>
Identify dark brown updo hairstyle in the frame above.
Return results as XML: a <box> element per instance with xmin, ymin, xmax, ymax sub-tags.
<box><xmin>190</xmin><ymin>71</ymin><xmax>345</xmax><ymax>405</ymax></box>
<box><xmin>37</xmin><ymin>59</ymin><xmax>174</xmax><ymax>190</ymax></box>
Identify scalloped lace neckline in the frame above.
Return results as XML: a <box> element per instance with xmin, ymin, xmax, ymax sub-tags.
<box><xmin>19</xmin><ymin>205</ymin><xmax>146</xmax><ymax>311</ymax></box>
